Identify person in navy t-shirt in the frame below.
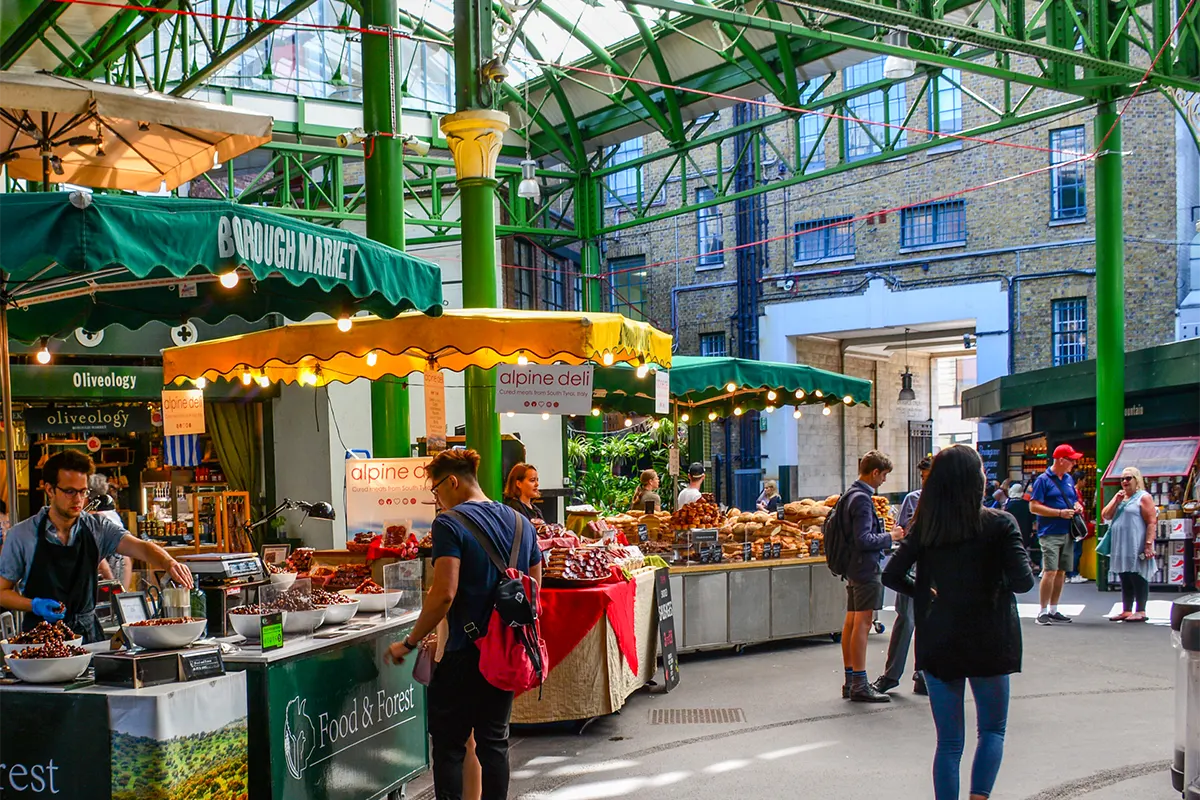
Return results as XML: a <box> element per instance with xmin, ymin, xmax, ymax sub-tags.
<box><xmin>1028</xmin><ymin>444</ymin><xmax>1085</xmax><ymax>626</ymax></box>
<box><xmin>387</xmin><ymin>449</ymin><xmax>541</xmax><ymax>800</ymax></box>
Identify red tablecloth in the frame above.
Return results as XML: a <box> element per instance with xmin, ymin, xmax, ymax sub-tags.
<box><xmin>539</xmin><ymin>578</ymin><xmax>639</xmax><ymax>676</ymax></box>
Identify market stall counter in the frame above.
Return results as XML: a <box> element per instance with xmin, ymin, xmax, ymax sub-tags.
<box><xmin>0</xmin><ymin>671</ymin><xmax>250</xmax><ymax>800</ymax></box>
<box><xmin>221</xmin><ymin>611</ymin><xmax>427</xmax><ymax>800</ymax></box>
<box><xmin>512</xmin><ymin>567</ymin><xmax>658</xmax><ymax>724</ymax></box>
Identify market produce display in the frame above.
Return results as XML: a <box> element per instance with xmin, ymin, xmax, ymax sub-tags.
<box><xmin>354</xmin><ymin>578</ymin><xmax>386</xmax><ymax>594</ymax></box>
<box><xmin>8</xmin><ymin>620</ymin><xmax>74</xmax><ymax>644</ymax></box>
<box><xmin>311</xmin><ymin>589</ymin><xmax>356</xmax><ymax>606</ymax></box>
<box><xmin>286</xmin><ymin>547</ymin><xmax>314</xmax><ymax>573</ymax></box>
<box><xmin>264</xmin><ymin>561</ymin><xmax>286</xmax><ymax>575</ymax></box>
<box><xmin>8</xmin><ymin>641</ymin><xmax>89</xmax><ymax>659</ymax></box>
<box><xmin>271</xmin><ymin>588</ymin><xmax>316</xmax><ymax>612</ymax></box>
<box><xmin>670</xmin><ymin>494</ymin><xmax>722</xmax><ymax>530</ymax></box>
<box><xmin>543</xmin><ymin>545</ymin><xmax>620</xmax><ymax>585</ymax></box>
<box><xmin>324</xmin><ymin>563</ymin><xmax>372</xmax><ymax>590</ymax></box>
<box><xmin>383</xmin><ymin>524</ymin><xmax>409</xmax><ymax>548</ymax></box>
<box><xmin>128</xmin><ymin>617</ymin><xmax>205</xmax><ymax>627</ymax></box>
<box><xmin>347</xmin><ymin>532</ymin><xmax>376</xmax><ymax>554</ymax></box>
<box><xmin>229</xmin><ymin>603</ymin><xmax>276</xmax><ymax>615</ymax></box>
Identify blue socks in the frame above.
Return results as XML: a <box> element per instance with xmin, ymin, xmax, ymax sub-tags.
<box><xmin>850</xmin><ymin>670</ymin><xmax>869</xmax><ymax>690</ymax></box>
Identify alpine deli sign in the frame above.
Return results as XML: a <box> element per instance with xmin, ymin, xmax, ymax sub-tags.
<box><xmin>495</xmin><ymin>364</ymin><xmax>594</xmax><ymax>416</ymax></box>
<box><xmin>218</xmin><ymin>214</ymin><xmax>360</xmax><ymax>281</ymax></box>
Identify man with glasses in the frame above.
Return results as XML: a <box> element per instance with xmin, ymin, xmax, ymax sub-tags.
<box><xmin>388</xmin><ymin>449</ymin><xmax>541</xmax><ymax>800</ymax></box>
<box><xmin>1029</xmin><ymin>443</ymin><xmax>1086</xmax><ymax>626</ymax></box>
<box><xmin>0</xmin><ymin>450</ymin><xmax>192</xmax><ymax>642</ymax></box>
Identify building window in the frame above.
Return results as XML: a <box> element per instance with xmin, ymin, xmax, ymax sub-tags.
<box><xmin>1052</xmin><ymin>298</ymin><xmax>1087</xmax><ymax>365</ymax></box>
<box><xmin>608</xmin><ymin>256</ymin><xmax>648</xmax><ymax>321</ymax></box>
<box><xmin>604</xmin><ymin>138</ymin><xmax>643</xmax><ymax>207</ymax></box>
<box><xmin>794</xmin><ymin>216</ymin><xmax>855</xmax><ymax>263</ymax></box>
<box><xmin>844</xmin><ymin>57</ymin><xmax>906</xmax><ymax>161</ymax></box>
<box><xmin>696</xmin><ymin>188</ymin><xmax>724</xmax><ymax>268</ymax></box>
<box><xmin>901</xmin><ymin>200</ymin><xmax>966</xmax><ymax>248</ymax></box>
<box><xmin>573</xmin><ymin>273</ymin><xmax>585</xmax><ymax>312</ymax></box>
<box><xmin>797</xmin><ymin>83</ymin><xmax>826</xmax><ymax>172</ymax></box>
<box><xmin>929</xmin><ymin>69</ymin><xmax>962</xmax><ymax>136</ymax></box>
<box><xmin>699</xmin><ymin>332</ymin><xmax>727</xmax><ymax>357</ymax></box>
<box><xmin>512</xmin><ymin>240</ymin><xmax>535</xmax><ymax>310</ymax></box>
<box><xmin>1050</xmin><ymin>126</ymin><xmax>1087</xmax><ymax>220</ymax></box>
<box><xmin>542</xmin><ymin>259</ymin><xmax>567</xmax><ymax>311</ymax></box>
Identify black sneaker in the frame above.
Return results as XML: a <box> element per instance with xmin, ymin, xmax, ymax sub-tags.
<box><xmin>1049</xmin><ymin>611</ymin><xmax>1072</xmax><ymax>623</ymax></box>
<box><xmin>1036</xmin><ymin>613</ymin><xmax>1054</xmax><ymax>626</ymax></box>
<box><xmin>850</xmin><ymin>684</ymin><xmax>892</xmax><ymax>703</ymax></box>
<box><xmin>872</xmin><ymin>676</ymin><xmax>900</xmax><ymax>694</ymax></box>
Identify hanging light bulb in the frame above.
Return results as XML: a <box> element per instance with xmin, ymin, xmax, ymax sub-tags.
<box><xmin>843</xmin><ymin>395</ymin><xmax>853</xmax><ymax>405</ymax></box>
<box><xmin>680</xmin><ymin>413</ymin><xmax>690</xmax><ymax>423</ymax></box>
<box><xmin>822</xmin><ymin>405</ymin><xmax>832</xmax><ymax>416</ymax></box>
<box><xmin>194</xmin><ymin>377</ymin><xmax>207</xmax><ymax>389</ymax></box>
<box><xmin>507</xmin><ymin>411</ymin><xmax>515</xmax><ymax>418</ymax></box>
<box><xmin>766</xmin><ymin>405</ymin><xmax>775</xmax><ymax>414</ymax></box>
<box><xmin>541</xmin><ymin>412</ymin><xmax>551</xmax><ymax>420</ymax></box>
<box><xmin>602</xmin><ymin>352</ymin><xmax>614</xmax><ymax>366</ymax></box>
<box><xmin>795</xmin><ymin>389</ymin><xmax>805</xmax><ymax>400</ymax></box>
<box><xmin>636</xmin><ymin>364</ymin><xmax>650</xmax><ymax>379</ymax></box>
<box><xmin>624</xmin><ymin>417</ymin><xmax>633</xmax><ymax>428</ymax></box>
<box><xmin>652</xmin><ymin>420</ymin><xmax>660</xmax><ymax>430</ymax></box>
<box><xmin>257</xmin><ymin>375</ymin><xmax>271</xmax><ymax>387</ymax></box>
<box><xmin>517</xmin><ymin>158</ymin><xmax>540</xmax><ymax>201</ymax></box>
<box><xmin>366</xmin><ymin>351</ymin><xmax>378</xmax><ymax>367</ymax></box>
<box><xmin>241</xmin><ymin>369</ymin><xmax>252</xmax><ymax>386</ymax></box>
<box><xmin>733</xmin><ymin>407</ymin><xmax>743</xmax><ymax>416</ymax></box>
<box><xmin>35</xmin><ymin>338</ymin><xmax>51</xmax><ymax>365</ymax></box>
<box><xmin>708</xmin><ymin>411</ymin><xmax>718</xmax><ymax>421</ymax></box>
<box><xmin>814</xmin><ymin>390</ymin><xmax>823</xmax><ymax>398</ymax></box>
<box><xmin>336</xmin><ymin>315</ymin><xmax>352</xmax><ymax>332</ymax></box>
<box><xmin>793</xmin><ymin>409</ymin><xmax>802</xmax><ymax>419</ymax></box>
<box><xmin>516</xmin><ymin>353</ymin><xmax>529</xmax><ymax>366</ymax></box>
<box><xmin>591</xmin><ymin>408</ymin><xmax>601</xmax><ymax>417</ymax></box>
<box><xmin>219</xmin><ymin>271</ymin><xmax>240</xmax><ymax>289</ymax></box>
<box><xmin>767</xmin><ymin>390</ymin><xmax>777</xmax><ymax>402</ymax></box>
<box><xmin>726</xmin><ymin>382</ymin><xmax>737</xmax><ymax>392</ymax></box>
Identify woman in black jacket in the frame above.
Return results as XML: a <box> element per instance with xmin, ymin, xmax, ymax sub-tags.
<box><xmin>883</xmin><ymin>445</ymin><xmax>1034</xmax><ymax>800</ymax></box>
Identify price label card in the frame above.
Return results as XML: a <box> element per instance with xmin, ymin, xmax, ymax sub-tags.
<box><xmin>743</xmin><ymin>542</ymin><xmax>753</xmax><ymax>562</ymax></box>
<box><xmin>260</xmin><ymin>612</ymin><xmax>284</xmax><ymax>651</ymax></box>
<box><xmin>179</xmin><ymin>649</ymin><xmax>225</xmax><ymax>681</ymax></box>
<box><xmin>777</xmin><ymin>507</ymin><xmax>786</xmax><ymax>520</ymax></box>
<box><xmin>638</xmin><ymin>523</ymin><xmax>649</xmax><ymax>543</ymax></box>
<box><xmin>772</xmin><ymin>542</ymin><xmax>783</xmax><ymax>559</ymax></box>
<box><xmin>690</xmin><ymin>528</ymin><xmax>719</xmax><ymax>545</ymax></box>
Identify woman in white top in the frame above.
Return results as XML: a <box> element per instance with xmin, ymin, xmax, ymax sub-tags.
<box><xmin>1100</xmin><ymin>466</ymin><xmax>1157</xmax><ymax>622</ymax></box>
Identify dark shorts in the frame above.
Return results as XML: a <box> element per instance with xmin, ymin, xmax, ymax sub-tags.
<box><xmin>847</xmin><ymin>577</ymin><xmax>885</xmax><ymax>612</ymax></box>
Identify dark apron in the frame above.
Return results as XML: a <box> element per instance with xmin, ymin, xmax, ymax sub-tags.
<box><xmin>21</xmin><ymin>512</ymin><xmax>104</xmax><ymax>643</ymax></box>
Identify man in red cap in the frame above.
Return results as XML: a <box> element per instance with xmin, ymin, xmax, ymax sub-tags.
<box><xmin>1028</xmin><ymin>444</ymin><xmax>1086</xmax><ymax>625</ymax></box>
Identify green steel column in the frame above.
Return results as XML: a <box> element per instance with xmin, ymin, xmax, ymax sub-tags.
<box><xmin>1094</xmin><ymin>99</ymin><xmax>1125</xmax><ymax>503</ymax></box>
<box><xmin>362</xmin><ymin>0</ymin><xmax>410</xmax><ymax>458</ymax></box>
<box><xmin>580</xmin><ymin>178</ymin><xmax>604</xmax><ymax>441</ymax></box>
<box><xmin>451</xmin><ymin>0</ymin><xmax>503</xmax><ymax>497</ymax></box>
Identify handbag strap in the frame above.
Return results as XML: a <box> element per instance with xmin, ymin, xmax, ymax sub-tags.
<box><xmin>444</xmin><ymin>507</ymin><xmax>523</xmax><ymax>575</ymax></box>
<box><xmin>1046</xmin><ymin>471</ymin><xmax>1076</xmax><ymax>508</ymax></box>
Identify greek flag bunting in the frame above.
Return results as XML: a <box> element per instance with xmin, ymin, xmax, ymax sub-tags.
<box><xmin>164</xmin><ymin>434</ymin><xmax>200</xmax><ymax>467</ymax></box>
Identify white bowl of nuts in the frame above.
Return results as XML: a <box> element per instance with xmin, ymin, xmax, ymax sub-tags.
<box><xmin>228</xmin><ymin>605</ymin><xmax>289</xmax><ymax>640</ymax></box>
<box><xmin>123</xmin><ymin>617</ymin><xmax>208</xmax><ymax>650</ymax></box>
<box><xmin>5</xmin><ymin>642</ymin><xmax>93</xmax><ymax>683</ymax></box>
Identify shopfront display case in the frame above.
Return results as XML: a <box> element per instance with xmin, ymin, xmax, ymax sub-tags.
<box><xmin>1101</xmin><ymin>437</ymin><xmax>1200</xmax><ymax>591</ymax></box>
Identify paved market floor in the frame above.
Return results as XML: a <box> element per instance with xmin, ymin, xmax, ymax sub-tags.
<box><xmin>408</xmin><ymin>581</ymin><xmax>1180</xmax><ymax>800</ymax></box>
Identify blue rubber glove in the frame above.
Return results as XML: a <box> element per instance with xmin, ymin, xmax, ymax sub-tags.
<box><xmin>30</xmin><ymin>598</ymin><xmax>66</xmax><ymax>621</ymax></box>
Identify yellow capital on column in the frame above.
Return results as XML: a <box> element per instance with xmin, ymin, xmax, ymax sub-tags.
<box><xmin>439</xmin><ymin>110</ymin><xmax>511</xmax><ymax>181</ymax></box>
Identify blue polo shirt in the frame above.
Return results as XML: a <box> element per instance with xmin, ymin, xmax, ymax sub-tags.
<box><xmin>1029</xmin><ymin>469</ymin><xmax>1077</xmax><ymax>538</ymax></box>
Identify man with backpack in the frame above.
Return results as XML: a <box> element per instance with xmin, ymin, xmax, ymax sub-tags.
<box><xmin>387</xmin><ymin>449</ymin><xmax>543</xmax><ymax>800</ymax></box>
<box><xmin>827</xmin><ymin>450</ymin><xmax>906</xmax><ymax>703</ymax></box>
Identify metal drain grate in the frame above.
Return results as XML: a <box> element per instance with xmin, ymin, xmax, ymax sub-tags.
<box><xmin>649</xmin><ymin>708</ymin><xmax>746</xmax><ymax>725</ymax></box>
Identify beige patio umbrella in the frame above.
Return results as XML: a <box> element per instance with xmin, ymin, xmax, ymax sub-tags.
<box><xmin>0</xmin><ymin>70</ymin><xmax>272</xmax><ymax>192</ymax></box>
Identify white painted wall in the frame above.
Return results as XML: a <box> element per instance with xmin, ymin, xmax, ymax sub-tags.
<box><xmin>761</xmin><ymin>278</ymin><xmax>1009</xmax><ymax>479</ymax></box>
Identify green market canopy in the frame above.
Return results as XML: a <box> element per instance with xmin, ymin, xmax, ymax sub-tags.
<box><xmin>0</xmin><ymin>191</ymin><xmax>444</xmax><ymax>343</ymax></box>
<box><xmin>594</xmin><ymin>355</ymin><xmax>872</xmax><ymax>418</ymax></box>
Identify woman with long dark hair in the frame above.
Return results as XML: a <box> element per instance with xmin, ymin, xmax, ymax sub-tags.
<box><xmin>503</xmin><ymin>463</ymin><xmax>541</xmax><ymax>521</ymax></box>
<box><xmin>883</xmin><ymin>445</ymin><xmax>1034</xmax><ymax>800</ymax></box>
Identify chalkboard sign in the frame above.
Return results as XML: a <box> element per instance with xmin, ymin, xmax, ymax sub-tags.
<box><xmin>180</xmin><ymin>648</ymin><xmax>225</xmax><ymax>681</ymax></box>
<box><xmin>772</xmin><ymin>542</ymin><xmax>782</xmax><ymax>559</ymax></box>
<box><xmin>690</xmin><ymin>528</ymin><xmax>719</xmax><ymax>545</ymax></box>
<box><xmin>654</xmin><ymin>568</ymin><xmax>680</xmax><ymax>691</ymax></box>
<box><xmin>777</xmin><ymin>507</ymin><xmax>786</xmax><ymax>520</ymax></box>
<box><xmin>977</xmin><ymin>441</ymin><xmax>1002</xmax><ymax>482</ymax></box>
<box><xmin>743</xmin><ymin>542</ymin><xmax>753</xmax><ymax>562</ymax></box>
<box><xmin>638</xmin><ymin>523</ymin><xmax>649</xmax><ymax>543</ymax></box>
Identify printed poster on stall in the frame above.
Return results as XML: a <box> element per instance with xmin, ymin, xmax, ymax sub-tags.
<box><xmin>161</xmin><ymin>389</ymin><xmax>206</xmax><ymax>435</ymax></box>
<box><xmin>424</xmin><ymin>368</ymin><xmax>447</xmax><ymax>453</ymax></box>
<box><xmin>655</xmin><ymin>370</ymin><xmax>670</xmax><ymax>414</ymax></box>
<box><xmin>495</xmin><ymin>363</ymin><xmax>594</xmax><ymax>415</ymax></box>
<box><xmin>345</xmin><ymin>457</ymin><xmax>436</xmax><ymax>546</ymax></box>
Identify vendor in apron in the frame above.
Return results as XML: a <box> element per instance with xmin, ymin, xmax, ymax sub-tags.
<box><xmin>0</xmin><ymin>450</ymin><xmax>193</xmax><ymax>643</ymax></box>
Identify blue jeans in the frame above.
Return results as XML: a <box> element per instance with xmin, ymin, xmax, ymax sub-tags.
<box><xmin>924</xmin><ymin>674</ymin><xmax>1010</xmax><ymax>800</ymax></box>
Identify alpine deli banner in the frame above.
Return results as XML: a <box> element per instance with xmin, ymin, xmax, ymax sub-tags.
<box><xmin>495</xmin><ymin>364</ymin><xmax>594</xmax><ymax>416</ymax></box>
<box><xmin>344</xmin><ymin>458</ymin><xmax>436</xmax><ymax>547</ymax></box>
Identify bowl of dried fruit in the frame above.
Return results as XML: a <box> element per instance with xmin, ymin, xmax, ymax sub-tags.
<box><xmin>311</xmin><ymin>589</ymin><xmax>360</xmax><ymax>624</ymax></box>
<box><xmin>341</xmin><ymin>579</ymin><xmax>402</xmax><ymax>612</ymax></box>
<box><xmin>1</xmin><ymin>621</ymin><xmax>83</xmax><ymax>656</ymax></box>
<box><xmin>268</xmin><ymin>571</ymin><xmax>297</xmax><ymax>591</ymax></box>
<box><xmin>5</xmin><ymin>641</ymin><xmax>93</xmax><ymax>683</ymax></box>
<box><xmin>228</xmin><ymin>604</ymin><xmax>289</xmax><ymax>640</ymax></box>
<box><xmin>123</xmin><ymin>617</ymin><xmax>208</xmax><ymax>650</ymax></box>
